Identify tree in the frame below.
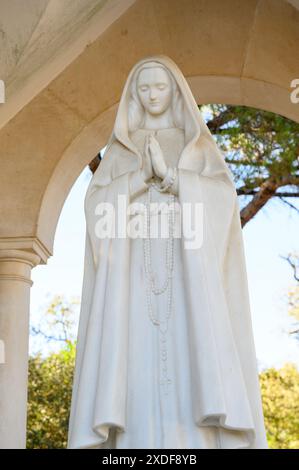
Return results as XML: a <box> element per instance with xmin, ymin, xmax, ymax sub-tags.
<box><xmin>27</xmin><ymin>296</ymin><xmax>78</xmax><ymax>448</ymax></box>
<box><xmin>289</xmin><ymin>285</ymin><xmax>299</xmax><ymax>338</ymax></box>
<box><xmin>259</xmin><ymin>363</ymin><xmax>299</xmax><ymax>449</ymax></box>
<box><xmin>30</xmin><ymin>295</ymin><xmax>79</xmax><ymax>355</ymax></box>
<box><xmin>203</xmin><ymin>105</ymin><xmax>299</xmax><ymax>226</ymax></box>
<box><xmin>27</xmin><ymin>343</ymin><xmax>75</xmax><ymax>449</ymax></box>
<box><xmin>279</xmin><ymin>253</ymin><xmax>299</xmax><ymax>340</ymax></box>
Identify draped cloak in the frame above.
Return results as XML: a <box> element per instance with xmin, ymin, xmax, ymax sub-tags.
<box><xmin>67</xmin><ymin>55</ymin><xmax>268</xmax><ymax>449</ymax></box>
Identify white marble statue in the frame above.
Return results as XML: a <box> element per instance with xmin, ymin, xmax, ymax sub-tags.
<box><xmin>67</xmin><ymin>55</ymin><xmax>268</xmax><ymax>449</ymax></box>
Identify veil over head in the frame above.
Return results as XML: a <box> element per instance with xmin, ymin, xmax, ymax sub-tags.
<box><xmin>94</xmin><ymin>54</ymin><xmax>235</xmax><ymax>190</ymax></box>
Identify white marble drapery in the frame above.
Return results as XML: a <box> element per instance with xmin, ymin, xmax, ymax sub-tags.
<box><xmin>67</xmin><ymin>55</ymin><xmax>268</xmax><ymax>449</ymax></box>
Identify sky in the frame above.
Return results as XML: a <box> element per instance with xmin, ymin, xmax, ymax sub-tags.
<box><xmin>29</xmin><ymin>165</ymin><xmax>299</xmax><ymax>372</ymax></box>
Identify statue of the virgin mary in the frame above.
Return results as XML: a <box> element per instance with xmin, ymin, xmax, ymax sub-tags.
<box><xmin>67</xmin><ymin>55</ymin><xmax>268</xmax><ymax>449</ymax></box>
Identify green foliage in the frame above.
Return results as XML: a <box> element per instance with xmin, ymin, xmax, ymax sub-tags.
<box><xmin>260</xmin><ymin>363</ymin><xmax>299</xmax><ymax>449</ymax></box>
<box><xmin>26</xmin><ymin>342</ymin><xmax>75</xmax><ymax>449</ymax></box>
<box><xmin>201</xmin><ymin>105</ymin><xmax>299</xmax><ymax>203</ymax></box>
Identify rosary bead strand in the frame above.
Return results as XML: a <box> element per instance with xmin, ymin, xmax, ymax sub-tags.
<box><xmin>143</xmin><ymin>182</ymin><xmax>176</xmax><ymax>396</ymax></box>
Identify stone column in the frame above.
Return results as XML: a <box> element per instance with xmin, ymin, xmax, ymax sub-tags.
<box><xmin>0</xmin><ymin>247</ymin><xmax>42</xmax><ymax>448</ymax></box>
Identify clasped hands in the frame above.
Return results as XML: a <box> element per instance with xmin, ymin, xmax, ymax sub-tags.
<box><xmin>141</xmin><ymin>133</ymin><xmax>168</xmax><ymax>183</ymax></box>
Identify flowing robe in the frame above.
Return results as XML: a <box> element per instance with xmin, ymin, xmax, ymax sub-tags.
<box><xmin>67</xmin><ymin>126</ymin><xmax>268</xmax><ymax>449</ymax></box>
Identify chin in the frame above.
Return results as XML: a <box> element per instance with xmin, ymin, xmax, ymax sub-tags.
<box><xmin>148</xmin><ymin>106</ymin><xmax>164</xmax><ymax>114</ymax></box>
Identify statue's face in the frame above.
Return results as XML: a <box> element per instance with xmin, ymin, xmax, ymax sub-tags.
<box><xmin>137</xmin><ymin>66</ymin><xmax>172</xmax><ymax>116</ymax></box>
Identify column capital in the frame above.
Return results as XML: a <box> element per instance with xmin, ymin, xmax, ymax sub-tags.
<box><xmin>0</xmin><ymin>236</ymin><xmax>51</xmax><ymax>266</ymax></box>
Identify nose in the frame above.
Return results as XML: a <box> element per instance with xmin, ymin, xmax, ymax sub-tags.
<box><xmin>149</xmin><ymin>87</ymin><xmax>158</xmax><ymax>101</ymax></box>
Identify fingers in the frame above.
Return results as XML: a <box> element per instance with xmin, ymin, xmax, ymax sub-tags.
<box><xmin>145</xmin><ymin>134</ymin><xmax>160</xmax><ymax>157</ymax></box>
<box><xmin>144</xmin><ymin>133</ymin><xmax>160</xmax><ymax>167</ymax></box>
<box><xmin>144</xmin><ymin>135</ymin><xmax>153</xmax><ymax>174</ymax></box>
<box><xmin>144</xmin><ymin>135</ymin><xmax>150</xmax><ymax>160</ymax></box>
<box><xmin>145</xmin><ymin>135</ymin><xmax>154</xmax><ymax>159</ymax></box>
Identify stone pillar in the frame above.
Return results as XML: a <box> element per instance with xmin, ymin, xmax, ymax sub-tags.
<box><xmin>0</xmin><ymin>247</ymin><xmax>42</xmax><ymax>448</ymax></box>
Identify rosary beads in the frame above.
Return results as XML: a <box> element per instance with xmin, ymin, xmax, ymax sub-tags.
<box><xmin>143</xmin><ymin>182</ymin><xmax>176</xmax><ymax>396</ymax></box>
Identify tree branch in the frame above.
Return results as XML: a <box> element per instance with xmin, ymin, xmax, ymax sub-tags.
<box><xmin>205</xmin><ymin>106</ymin><xmax>234</xmax><ymax>132</ymax></box>
<box><xmin>237</xmin><ymin>189</ymin><xmax>299</xmax><ymax>198</ymax></box>
<box><xmin>278</xmin><ymin>197</ymin><xmax>299</xmax><ymax>213</ymax></box>
<box><xmin>240</xmin><ymin>177</ymin><xmax>279</xmax><ymax>227</ymax></box>
<box><xmin>280</xmin><ymin>254</ymin><xmax>299</xmax><ymax>282</ymax></box>
<box><xmin>89</xmin><ymin>152</ymin><xmax>102</xmax><ymax>174</ymax></box>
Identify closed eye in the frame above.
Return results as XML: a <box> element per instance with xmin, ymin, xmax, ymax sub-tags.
<box><xmin>139</xmin><ymin>86</ymin><xmax>149</xmax><ymax>92</ymax></box>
